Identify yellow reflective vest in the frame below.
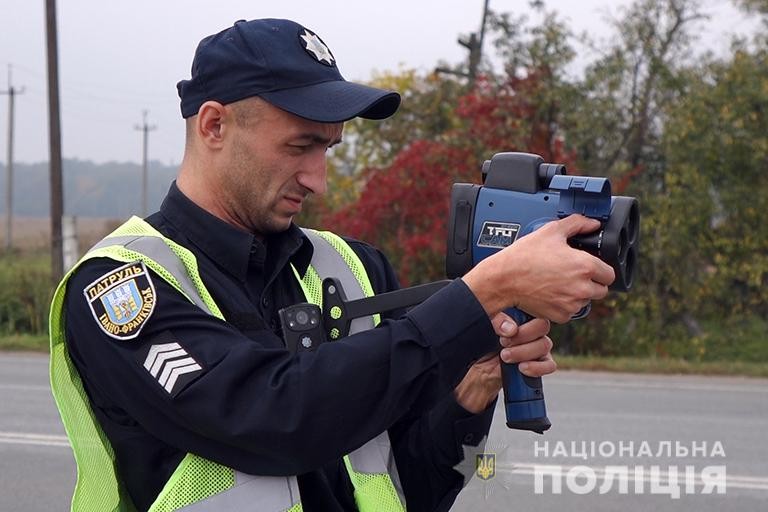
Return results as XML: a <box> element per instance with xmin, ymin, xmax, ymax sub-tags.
<box><xmin>49</xmin><ymin>216</ymin><xmax>407</xmax><ymax>511</ymax></box>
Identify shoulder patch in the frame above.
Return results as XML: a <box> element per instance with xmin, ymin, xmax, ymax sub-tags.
<box><xmin>84</xmin><ymin>261</ymin><xmax>156</xmax><ymax>340</ymax></box>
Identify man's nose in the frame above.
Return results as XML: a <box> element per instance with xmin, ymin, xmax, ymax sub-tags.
<box><xmin>296</xmin><ymin>153</ymin><xmax>328</xmax><ymax>195</ymax></box>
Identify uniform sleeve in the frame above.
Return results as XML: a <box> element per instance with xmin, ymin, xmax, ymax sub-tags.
<box><xmin>346</xmin><ymin>240</ymin><xmax>499</xmax><ymax>511</ymax></box>
<box><xmin>64</xmin><ymin>256</ymin><xmax>498</xmax><ymax>477</ymax></box>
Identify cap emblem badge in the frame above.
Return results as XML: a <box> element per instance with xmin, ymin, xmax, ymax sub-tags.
<box><xmin>300</xmin><ymin>29</ymin><xmax>335</xmax><ymax>66</ymax></box>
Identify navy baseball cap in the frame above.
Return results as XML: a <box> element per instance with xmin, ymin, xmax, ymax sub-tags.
<box><xmin>177</xmin><ymin>19</ymin><xmax>401</xmax><ymax>122</ymax></box>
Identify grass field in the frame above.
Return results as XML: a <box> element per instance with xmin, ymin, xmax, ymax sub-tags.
<box><xmin>0</xmin><ymin>215</ymin><xmax>120</xmax><ymax>251</ymax></box>
<box><xmin>0</xmin><ymin>334</ymin><xmax>48</xmax><ymax>351</ymax></box>
<box><xmin>556</xmin><ymin>354</ymin><xmax>768</xmax><ymax>378</ymax></box>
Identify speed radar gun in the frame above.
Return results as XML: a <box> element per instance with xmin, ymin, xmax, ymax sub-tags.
<box><xmin>446</xmin><ymin>152</ymin><xmax>640</xmax><ymax>434</ymax></box>
<box><xmin>279</xmin><ymin>151</ymin><xmax>639</xmax><ymax>435</ymax></box>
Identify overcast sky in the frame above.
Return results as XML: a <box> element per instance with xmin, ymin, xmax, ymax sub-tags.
<box><xmin>0</xmin><ymin>0</ymin><xmax>760</xmax><ymax>165</ymax></box>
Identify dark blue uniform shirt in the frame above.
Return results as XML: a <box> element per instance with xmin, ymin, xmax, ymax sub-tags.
<box><xmin>64</xmin><ymin>182</ymin><xmax>498</xmax><ymax>511</ymax></box>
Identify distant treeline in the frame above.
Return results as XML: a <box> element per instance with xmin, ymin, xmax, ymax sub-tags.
<box><xmin>0</xmin><ymin>159</ymin><xmax>177</xmax><ymax>217</ymax></box>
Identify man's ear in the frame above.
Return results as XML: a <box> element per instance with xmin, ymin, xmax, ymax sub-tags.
<box><xmin>195</xmin><ymin>101</ymin><xmax>230</xmax><ymax>150</ymax></box>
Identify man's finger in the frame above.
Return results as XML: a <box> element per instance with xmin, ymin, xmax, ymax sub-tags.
<box><xmin>591</xmin><ymin>258</ymin><xmax>616</xmax><ymax>287</ymax></box>
<box><xmin>519</xmin><ymin>355</ymin><xmax>557</xmax><ymax>377</ymax></box>
<box><xmin>588</xmin><ymin>281</ymin><xmax>610</xmax><ymax>301</ymax></box>
<box><xmin>500</xmin><ymin>336</ymin><xmax>553</xmax><ymax>363</ymax></box>
<box><xmin>500</xmin><ymin>318</ymin><xmax>550</xmax><ymax>348</ymax></box>
<box><xmin>491</xmin><ymin>311</ymin><xmax>518</xmax><ymax>338</ymax></box>
<box><xmin>555</xmin><ymin>214</ymin><xmax>602</xmax><ymax>238</ymax></box>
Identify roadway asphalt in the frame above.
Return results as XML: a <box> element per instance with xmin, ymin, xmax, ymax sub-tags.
<box><xmin>1</xmin><ymin>352</ymin><xmax>766</xmax><ymax>511</ymax></box>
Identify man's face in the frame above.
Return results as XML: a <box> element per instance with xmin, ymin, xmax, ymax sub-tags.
<box><xmin>222</xmin><ymin>98</ymin><xmax>343</xmax><ymax>238</ymax></box>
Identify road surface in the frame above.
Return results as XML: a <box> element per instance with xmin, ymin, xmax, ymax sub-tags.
<box><xmin>1</xmin><ymin>353</ymin><xmax>765</xmax><ymax>511</ymax></box>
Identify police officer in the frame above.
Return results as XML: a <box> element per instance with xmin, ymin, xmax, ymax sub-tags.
<box><xmin>49</xmin><ymin>18</ymin><xmax>614</xmax><ymax>512</ymax></box>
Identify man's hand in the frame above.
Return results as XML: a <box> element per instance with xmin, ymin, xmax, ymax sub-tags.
<box><xmin>462</xmin><ymin>214</ymin><xmax>616</xmax><ymax>323</ymax></box>
<box><xmin>454</xmin><ymin>313</ymin><xmax>555</xmax><ymax>414</ymax></box>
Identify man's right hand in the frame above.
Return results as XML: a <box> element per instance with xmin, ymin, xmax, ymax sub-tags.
<box><xmin>462</xmin><ymin>214</ymin><xmax>615</xmax><ymax>323</ymax></box>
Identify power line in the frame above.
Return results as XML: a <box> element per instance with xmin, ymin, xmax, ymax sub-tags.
<box><xmin>134</xmin><ymin>110</ymin><xmax>157</xmax><ymax>216</ymax></box>
<box><xmin>0</xmin><ymin>64</ymin><xmax>26</xmax><ymax>251</ymax></box>
<box><xmin>1</xmin><ymin>61</ymin><xmax>170</xmax><ymax>103</ymax></box>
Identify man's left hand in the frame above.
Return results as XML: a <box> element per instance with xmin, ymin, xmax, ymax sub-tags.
<box><xmin>453</xmin><ymin>313</ymin><xmax>555</xmax><ymax>414</ymax></box>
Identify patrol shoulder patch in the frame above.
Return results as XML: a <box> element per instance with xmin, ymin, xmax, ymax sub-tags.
<box><xmin>84</xmin><ymin>261</ymin><xmax>156</xmax><ymax>340</ymax></box>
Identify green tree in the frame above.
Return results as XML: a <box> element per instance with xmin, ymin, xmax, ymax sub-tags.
<box><xmin>565</xmin><ymin>0</ymin><xmax>705</xmax><ymax>183</ymax></box>
<box><xmin>480</xmin><ymin>7</ymin><xmax>581</xmax><ymax>163</ymax></box>
<box><xmin>556</xmin><ymin>0</ymin><xmax>711</xmax><ymax>357</ymax></box>
<box><xmin>571</xmin><ymin>1</ymin><xmax>768</xmax><ymax>360</ymax></box>
<box><xmin>664</xmin><ymin>47</ymin><xmax>768</xmax><ymax>315</ymax></box>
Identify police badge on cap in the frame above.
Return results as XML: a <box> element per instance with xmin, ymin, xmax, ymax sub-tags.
<box><xmin>299</xmin><ymin>29</ymin><xmax>335</xmax><ymax>66</ymax></box>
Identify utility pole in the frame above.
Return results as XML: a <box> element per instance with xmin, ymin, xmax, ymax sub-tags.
<box><xmin>134</xmin><ymin>110</ymin><xmax>156</xmax><ymax>217</ymax></box>
<box><xmin>435</xmin><ymin>0</ymin><xmax>491</xmax><ymax>86</ymax></box>
<box><xmin>1</xmin><ymin>65</ymin><xmax>25</xmax><ymax>251</ymax></box>
<box><xmin>46</xmin><ymin>0</ymin><xmax>64</xmax><ymax>283</ymax></box>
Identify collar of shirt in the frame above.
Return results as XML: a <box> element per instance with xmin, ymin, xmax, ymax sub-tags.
<box><xmin>157</xmin><ymin>181</ymin><xmax>313</xmax><ymax>282</ymax></box>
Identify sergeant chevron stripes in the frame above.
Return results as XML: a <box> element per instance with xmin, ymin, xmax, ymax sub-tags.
<box><xmin>143</xmin><ymin>342</ymin><xmax>201</xmax><ymax>394</ymax></box>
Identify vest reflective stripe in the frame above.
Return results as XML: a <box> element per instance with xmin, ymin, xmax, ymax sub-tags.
<box><xmin>51</xmin><ymin>217</ymin><xmax>405</xmax><ymax>512</ymax></box>
<box><xmin>178</xmin><ymin>473</ymin><xmax>301</xmax><ymax>512</ymax></box>
<box><xmin>302</xmin><ymin>230</ymin><xmax>375</xmax><ymax>335</ymax></box>
<box><xmin>303</xmin><ymin>230</ymin><xmax>406</xmax><ymax>508</ymax></box>
<box><xmin>90</xmin><ymin>234</ymin><xmax>215</xmax><ymax>316</ymax></box>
